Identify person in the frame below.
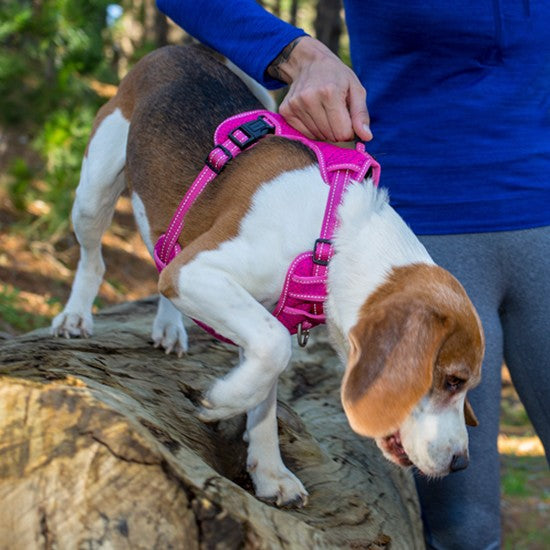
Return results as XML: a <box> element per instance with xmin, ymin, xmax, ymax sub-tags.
<box><xmin>155</xmin><ymin>1</ymin><xmax>550</xmax><ymax>548</ymax></box>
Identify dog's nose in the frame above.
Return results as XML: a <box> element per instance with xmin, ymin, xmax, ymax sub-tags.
<box><xmin>450</xmin><ymin>453</ymin><xmax>469</xmax><ymax>472</ymax></box>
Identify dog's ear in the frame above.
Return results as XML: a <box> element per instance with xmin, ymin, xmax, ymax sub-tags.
<box><xmin>464</xmin><ymin>397</ymin><xmax>479</xmax><ymax>427</ymax></box>
<box><xmin>341</xmin><ymin>295</ymin><xmax>452</xmax><ymax>438</ymax></box>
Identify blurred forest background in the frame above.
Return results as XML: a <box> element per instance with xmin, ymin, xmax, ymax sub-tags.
<box><xmin>0</xmin><ymin>1</ymin><xmax>548</xmax><ymax>547</ymax></box>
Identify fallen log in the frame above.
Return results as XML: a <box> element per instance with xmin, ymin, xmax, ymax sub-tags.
<box><xmin>0</xmin><ymin>297</ymin><xmax>424</xmax><ymax>549</ymax></box>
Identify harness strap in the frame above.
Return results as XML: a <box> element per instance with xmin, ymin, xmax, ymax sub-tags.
<box><xmin>153</xmin><ymin>110</ymin><xmax>380</xmax><ymax>344</ymax></box>
<box><xmin>154</xmin><ymin>112</ymin><xmax>276</xmax><ymax>271</ymax></box>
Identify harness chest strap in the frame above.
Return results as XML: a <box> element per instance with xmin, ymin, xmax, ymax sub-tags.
<box><xmin>153</xmin><ymin>110</ymin><xmax>381</xmax><ymax>344</ymax></box>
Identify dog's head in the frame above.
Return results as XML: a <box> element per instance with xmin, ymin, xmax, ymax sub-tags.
<box><xmin>340</xmin><ymin>264</ymin><xmax>484</xmax><ymax>477</ymax></box>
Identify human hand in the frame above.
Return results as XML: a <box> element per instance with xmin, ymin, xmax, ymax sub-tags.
<box><xmin>268</xmin><ymin>36</ymin><xmax>372</xmax><ymax>143</ymax></box>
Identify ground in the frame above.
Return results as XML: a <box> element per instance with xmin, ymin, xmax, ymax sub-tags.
<box><xmin>0</xmin><ymin>184</ymin><xmax>548</xmax><ymax>548</ymax></box>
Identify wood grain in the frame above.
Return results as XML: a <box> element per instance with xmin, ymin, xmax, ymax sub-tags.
<box><xmin>0</xmin><ymin>297</ymin><xmax>424</xmax><ymax>549</ymax></box>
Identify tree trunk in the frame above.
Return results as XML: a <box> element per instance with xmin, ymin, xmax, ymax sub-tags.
<box><xmin>314</xmin><ymin>0</ymin><xmax>343</xmax><ymax>54</ymax></box>
<box><xmin>289</xmin><ymin>0</ymin><xmax>299</xmax><ymax>27</ymax></box>
<box><xmin>0</xmin><ymin>297</ymin><xmax>424</xmax><ymax>549</ymax></box>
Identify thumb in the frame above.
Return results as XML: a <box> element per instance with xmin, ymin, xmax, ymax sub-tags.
<box><xmin>349</xmin><ymin>83</ymin><xmax>373</xmax><ymax>141</ymax></box>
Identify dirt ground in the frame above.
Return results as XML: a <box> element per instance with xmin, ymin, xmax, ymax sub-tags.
<box><xmin>0</xmin><ymin>184</ymin><xmax>548</xmax><ymax>548</ymax></box>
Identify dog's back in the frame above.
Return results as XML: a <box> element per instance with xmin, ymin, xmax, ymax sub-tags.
<box><xmin>126</xmin><ymin>46</ymin><xmax>262</xmax><ymax>230</ymax></box>
<box><xmin>123</xmin><ymin>45</ymin><xmax>315</xmax><ymax>256</ymax></box>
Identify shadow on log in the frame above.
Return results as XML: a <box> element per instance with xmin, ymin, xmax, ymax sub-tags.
<box><xmin>0</xmin><ymin>297</ymin><xmax>424</xmax><ymax>549</ymax></box>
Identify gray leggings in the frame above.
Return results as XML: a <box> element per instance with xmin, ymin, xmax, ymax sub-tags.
<box><xmin>415</xmin><ymin>226</ymin><xmax>550</xmax><ymax>550</ymax></box>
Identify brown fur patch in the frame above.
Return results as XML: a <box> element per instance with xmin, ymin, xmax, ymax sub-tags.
<box><xmin>111</xmin><ymin>45</ymin><xmax>316</xmax><ymax>298</ymax></box>
<box><xmin>341</xmin><ymin>264</ymin><xmax>484</xmax><ymax>437</ymax></box>
<box><xmin>85</xmin><ymin>47</ymin><xmax>184</xmax><ymax>156</ymax></box>
<box><xmin>157</xmin><ymin>137</ymin><xmax>315</xmax><ymax>297</ymax></box>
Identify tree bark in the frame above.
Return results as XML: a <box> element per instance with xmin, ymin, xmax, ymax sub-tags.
<box><xmin>0</xmin><ymin>297</ymin><xmax>424</xmax><ymax>549</ymax></box>
<box><xmin>314</xmin><ymin>0</ymin><xmax>343</xmax><ymax>54</ymax></box>
<box><xmin>289</xmin><ymin>0</ymin><xmax>299</xmax><ymax>27</ymax></box>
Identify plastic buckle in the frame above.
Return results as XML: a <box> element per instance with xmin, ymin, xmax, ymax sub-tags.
<box><xmin>205</xmin><ymin>144</ymin><xmax>233</xmax><ymax>174</ymax></box>
<box><xmin>228</xmin><ymin>116</ymin><xmax>275</xmax><ymax>150</ymax></box>
<box><xmin>312</xmin><ymin>238</ymin><xmax>332</xmax><ymax>266</ymax></box>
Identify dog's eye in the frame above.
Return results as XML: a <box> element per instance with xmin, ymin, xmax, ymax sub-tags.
<box><xmin>446</xmin><ymin>375</ymin><xmax>465</xmax><ymax>393</ymax></box>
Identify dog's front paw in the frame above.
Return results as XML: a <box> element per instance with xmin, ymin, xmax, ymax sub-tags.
<box><xmin>51</xmin><ymin>311</ymin><xmax>93</xmax><ymax>338</ymax></box>
<box><xmin>197</xmin><ymin>378</ymin><xmax>268</xmax><ymax>421</ymax></box>
<box><xmin>151</xmin><ymin>317</ymin><xmax>188</xmax><ymax>357</ymax></box>
<box><xmin>248</xmin><ymin>462</ymin><xmax>309</xmax><ymax>508</ymax></box>
<box><xmin>196</xmin><ymin>399</ymin><xmax>241</xmax><ymax>422</ymax></box>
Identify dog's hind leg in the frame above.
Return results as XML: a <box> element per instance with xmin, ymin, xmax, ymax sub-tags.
<box><xmin>131</xmin><ymin>191</ymin><xmax>189</xmax><ymax>355</ymax></box>
<box><xmin>151</xmin><ymin>295</ymin><xmax>188</xmax><ymax>356</ymax></box>
<box><xmin>245</xmin><ymin>382</ymin><xmax>308</xmax><ymax>507</ymax></box>
<box><xmin>52</xmin><ymin>107</ymin><xmax>129</xmax><ymax>338</ymax></box>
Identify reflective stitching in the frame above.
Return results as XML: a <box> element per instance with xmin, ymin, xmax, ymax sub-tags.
<box><xmin>155</xmin><ymin>109</ymin><xmax>380</xmax><ymax>341</ymax></box>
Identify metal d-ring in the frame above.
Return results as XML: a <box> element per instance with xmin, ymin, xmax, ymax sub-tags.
<box><xmin>297</xmin><ymin>323</ymin><xmax>310</xmax><ymax>348</ymax></box>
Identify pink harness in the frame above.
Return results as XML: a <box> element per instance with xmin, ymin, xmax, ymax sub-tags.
<box><xmin>154</xmin><ymin>110</ymin><xmax>380</xmax><ymax>346</ymax></box>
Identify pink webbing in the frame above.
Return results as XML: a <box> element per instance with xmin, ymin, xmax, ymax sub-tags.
<box><xmin>153</xmin><ymin>112</ymin><xmax>274</xmax><ymax>271</ymax></box>
<box><xmin>154</xmin><ymin>110</ymin><xmax>380</xmax><ymax>341</ymax></box>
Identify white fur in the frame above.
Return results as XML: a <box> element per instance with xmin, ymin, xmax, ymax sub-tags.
<box><xmin>131</xmin><ymin>193</ymin><xmax>189</xmax><ymax>353</ymax></box>
<box><xmin>245</xmin><ymin>383</ymin><xmax>308</xmax><ymax>505</ymax></box>
<box><xmin>327</xmin><ymin>183</ymin><xmax>434</xmax><ymax>346</ymax></box>
<box><xmin>224</xmin><ymin>59</ymin><xmax>277</xmax><ymax>112</ymax></box>
<box><xmin>55</xmin><ymin>108</ymin><xmax>468</xmax><ymax>504</ymax></box>
<box><xmin>174</xmin><ymin>167</ymin><xmax>326</xmax><ymax>419</ymax></box>
<box><xmin>51</xmin><ymin>111</ymin><xmax>186</xmax><ymax>356</ymax></box>
<box><xmin>170</xmin><ymin>168</ymin><xmax>446</xmax><ymax>497</ymax></box>
<box><xmin>131</xmin><ymin>191</ymin><xmax>155</xmax><ymax>255</ymax></box>
<box><xmin>177</xmin><ymin>171</ymin><xmax>433</xmax><ymax>418</ymax></box>
<box><xmin>152</xmin><ymin>295</ymin><xmax>188</xmax><ymax>357</ymax></box>
<box><xmin>52</xmin><ymin>109</ymin><xmax>129</xmax><ymax>338</ymax></box>
<box><xmin>399</xmin><ymin>393</ymin><xmax>468</xmax><ymax>477</ymax></box>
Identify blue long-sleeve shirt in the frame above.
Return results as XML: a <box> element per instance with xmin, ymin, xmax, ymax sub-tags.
<box><xmin>157</xmin><ymin>0</ymin><xmax>550</xmax><ymax>234</ymax></box>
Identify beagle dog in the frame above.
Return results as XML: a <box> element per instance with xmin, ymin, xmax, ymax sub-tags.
<box><xmin>52</xmin><ymin>45</ymin><xmax>484</xmax><ymax>507</ymax></box>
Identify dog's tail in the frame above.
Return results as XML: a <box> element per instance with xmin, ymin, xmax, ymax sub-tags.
<box><xmin>223</xmin><ymin>59</ymin><xmax>277</xmax><ymax>112</ymax></box>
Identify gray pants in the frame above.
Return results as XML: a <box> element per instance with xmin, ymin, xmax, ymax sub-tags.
<box><xmin>416</xmin><ymin>226</ymin><xmax>550</xmax><ymax>550</ymax></box>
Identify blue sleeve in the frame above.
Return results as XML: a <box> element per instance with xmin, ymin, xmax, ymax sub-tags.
<box><xmin>156</xmin><ymin>0</ymin><xmax>307</xmax><ymax>89</ymax></box>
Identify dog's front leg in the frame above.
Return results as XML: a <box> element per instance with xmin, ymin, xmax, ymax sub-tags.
<box><xmin>162</xmin><ymin>261</ymin><xmax>292</xmax><ymax>420</ymax></box>
<box><xmin>246</xmin><ymin>382</ymin><xmax>308</xmax><ymax>507</ymax></box>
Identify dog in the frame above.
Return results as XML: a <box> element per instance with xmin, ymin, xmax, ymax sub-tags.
<box><xmin>52</xmin><ymin>45</ymin><xmax>484</xmax><ymax>507</ymax></box>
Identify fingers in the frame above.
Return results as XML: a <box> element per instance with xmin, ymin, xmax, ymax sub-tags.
<box><xmin>280</xmin><ymin>83</ymin><xmax>355</xmax><ymax>142</ymax></box>
<box><xmin>278</xmin><ymin>69</ymin><xmax>371</xmax><ymax>142</ymax></box>
<box><xmin>348</xmin><ymin>82</ymin><xmax>373</xmax><ymax>141</ymax></box>
<box><xmin>280</xmin><ymin>90</ymin><xmax>345</xmax><ymax>141</ymax></box>
<box><xmin>272</xmin><ymin>36</ymin><xmax>372</xmax><ymax>143</ymax></box>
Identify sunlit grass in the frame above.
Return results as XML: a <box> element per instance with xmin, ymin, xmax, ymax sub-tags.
<box><xmin>0</xmin><ymin>283</ymin><xmax>59</xmax><ymax>333</ymax></box>
<box><xmin>499</xmin><ymin>434</ymin><xmax>545</xmax><ymax>457</ymax></box>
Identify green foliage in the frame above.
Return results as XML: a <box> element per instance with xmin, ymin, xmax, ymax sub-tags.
<box><xmin>501</xmin><ymin>395</ymin><xmax>532</xmax><ymax>429</ymax></box>
<box><xmin>6</xmin><ymin>104</ymin><xmax>95</xmax><ymax>236</ymax></box>
<box><xmin>7</xmin><ymin>158</ymin><xmax>34</xmax><ymax>211</ymax></box>
<box><xmin>0</xmin><ymin>285</ymin><xmax>53</xmax><ymax>332</ymax></box>
<box><xmin>36</xmin><ymin>106</ymin><xmax>97</xmax><ymax>235</ymax></box>
<box><xmin>0</xmin><ymin>0</ymin><xmax>112</xmax><ymax>125</ymax></box>
<box><xmin>502</xmin><ymin>469</ymin><xmax>531</xmax><ymax>498</ymax></box>
<box><xmin>501</xmin><ymin>455</ymin><xmax>550</xmax><ymax>500</ymax></box>
<box><xmin>1</xmin><ymin>0</ymin><xmax>118</xmax><ymax>238</ymax></box>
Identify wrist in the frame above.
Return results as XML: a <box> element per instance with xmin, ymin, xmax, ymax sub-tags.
<box><xmin>267</xmin><ymin>36</ymin><xmax>327</xmax><ymax>84</ymax></box>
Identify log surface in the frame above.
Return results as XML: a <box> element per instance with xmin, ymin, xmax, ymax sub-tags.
<box><xmin>0</xmin><ymin>297</ymin><xmax>424</xmax><ymax>549</ymax></box>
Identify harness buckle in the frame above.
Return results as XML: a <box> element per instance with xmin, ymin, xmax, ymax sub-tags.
<box><xmin>312</xmin><ymin>238</ymin><xmax>332</xmax><ymax>266</ymax></box>
<box><xmin>205</xmin><ymin>144</ymin><xmax>233</xmax><ymax>174</ymax></box>
<box><xmin>228</xmin><ymin>116</ymin><xmax>275</xmax><ymax>150</ymax></box>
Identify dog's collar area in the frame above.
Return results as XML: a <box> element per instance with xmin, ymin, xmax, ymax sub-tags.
<box><xmin>154</xmin><ymin>110</ymin><xmax>381</xmax><ymax>346</ymax></box>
